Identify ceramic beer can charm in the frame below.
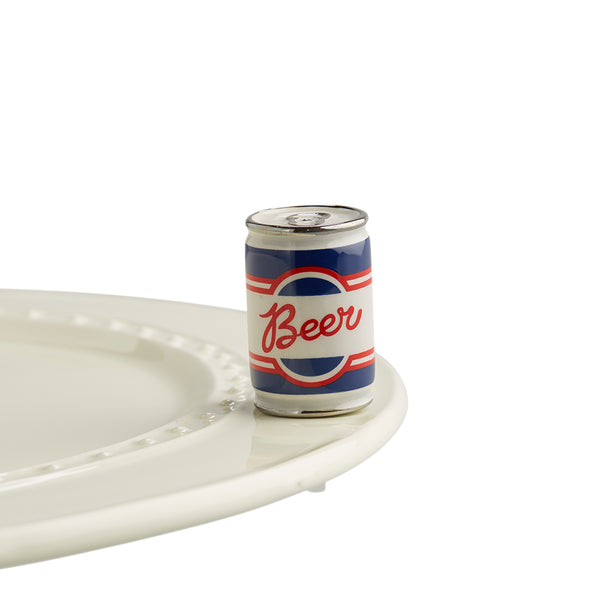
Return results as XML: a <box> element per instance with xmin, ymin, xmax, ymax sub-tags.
<box><xmin>245</xmin><ymin>205</ymin><xmax>375</xmax><ymax>417</ymax></box>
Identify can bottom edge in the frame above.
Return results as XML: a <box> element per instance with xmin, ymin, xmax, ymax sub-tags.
<box><xmin>253</xmin><ymin>385</ymin><xmax>374</xmax><ymax>418</ymax></box>
<box><xmin>254</xmin><ymin>398</ymin><xmax>373</xmax><ymax>418</ymax></box>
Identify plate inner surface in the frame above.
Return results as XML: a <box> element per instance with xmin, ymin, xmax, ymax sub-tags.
<box><xmin>0</xmin><ymin>311</ymin><xmax>247</xmax><ymax>478</ymax></box>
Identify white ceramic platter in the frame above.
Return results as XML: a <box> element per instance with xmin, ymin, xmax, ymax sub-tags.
<box><xmin>0</xmin><ymin>290</ymin><xmax>407</xmax><ymax>568</ymax></box>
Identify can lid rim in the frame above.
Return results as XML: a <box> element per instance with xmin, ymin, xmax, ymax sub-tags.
<box><xmin>246</xmin><ymin>205</ymin><xmax>368</xmax><ymax>234</ymax></box>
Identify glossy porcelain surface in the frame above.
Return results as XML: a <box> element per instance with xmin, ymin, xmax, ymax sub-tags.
<box><xmin>0</xmin><ymin>290</ymin><xmax>407</xmax><ymax>568</ymax></box>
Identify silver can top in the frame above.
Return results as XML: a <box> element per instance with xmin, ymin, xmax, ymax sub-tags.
<box><xmin>246</xmin><ymin>205</ymin><xmax>368</xmax><ymax>234</ymax></box>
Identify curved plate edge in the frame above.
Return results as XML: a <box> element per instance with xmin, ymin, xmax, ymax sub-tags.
<box><xmin>0</xmin><ymin>357</ymin><xmax>407</xmax><ymax>568</ymax></box>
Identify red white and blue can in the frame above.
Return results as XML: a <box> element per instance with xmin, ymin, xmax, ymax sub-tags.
<box><xmin>245</xmin><ymin>205</ymin><xmax>375</xmax><ymax>417</ymax></box>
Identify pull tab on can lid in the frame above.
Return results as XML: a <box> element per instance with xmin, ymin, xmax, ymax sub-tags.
<box><xmin>246</xmin><ymin>205</ymin><xmax>368</xmax><ymax>234</ymax></box>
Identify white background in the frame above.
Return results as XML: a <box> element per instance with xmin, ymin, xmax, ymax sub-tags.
<box><xmin>1</xmin><ymin>1</ymin><xmax>599</xmax><ymax>598</ymax></box>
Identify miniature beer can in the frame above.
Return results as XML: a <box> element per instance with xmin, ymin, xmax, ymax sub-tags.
<box><xmin>245</xmin><ymin>205</ymin><xmax>375</xmax><ymax>417</ymax></box>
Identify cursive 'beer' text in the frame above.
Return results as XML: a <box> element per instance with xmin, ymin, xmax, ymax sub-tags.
<box><xmin>260</xmin><ymin>302</ymin><xmax>362</xmax><ymax>353</ymax></box>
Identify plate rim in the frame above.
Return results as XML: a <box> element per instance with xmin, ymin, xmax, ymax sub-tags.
<box><xmin>0</xmin><ymin>290</ymin><xmax>407</xmax><ymax>568</ymax></box>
